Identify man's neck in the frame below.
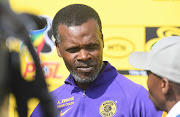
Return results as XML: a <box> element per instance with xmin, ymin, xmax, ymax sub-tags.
<box><xmin>166</xmin><ymin>97</ymin><xmax>180</xmax><ymax>112</ymax></box>
<box><xmin>75</xmin><ymin>82</ymin><xmax>90</xmax><ymax>90</ymax></box>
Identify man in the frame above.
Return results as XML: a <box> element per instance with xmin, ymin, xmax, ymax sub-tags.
<box><xmin>31</xmin><ymin>4</ymin><xmax>162</xmax><ymax>117</ymax></box>
<box><xmin>128</xmin><ymin>36</ymin><xmax>180</xmax><ymax>117</ymax></box>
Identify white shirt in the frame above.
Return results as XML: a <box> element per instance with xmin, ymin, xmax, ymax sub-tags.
<box><xmin>166</xmin><ymin>100</ymin><xmax>180</xmax><ymax>117</ymax></box>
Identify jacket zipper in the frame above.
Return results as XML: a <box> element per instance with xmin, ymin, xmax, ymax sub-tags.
<box><xmin>81</xmin><ymin>90</ymin><xmax>86</xmax><ymax>117</ymax></box>
<box><xmin>83</xmin><ymin>90</ymin><xmax>86</xmax><ymax>97</ymax></box>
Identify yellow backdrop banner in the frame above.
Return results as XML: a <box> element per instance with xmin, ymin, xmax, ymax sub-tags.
<box><xmin>8</xmin><ymin>0</ymin><xmax>180</xmax><ymax>116</ymax></box>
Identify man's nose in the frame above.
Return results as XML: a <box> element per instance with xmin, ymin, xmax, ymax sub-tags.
<box><xmin>77</xmin><ymin>49</ymin><xmax>90</xmax><ymax>61</ymax></box>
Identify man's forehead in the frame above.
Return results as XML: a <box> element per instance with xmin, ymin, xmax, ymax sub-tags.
<box><xmin>58</xmin><ymin>19</ymin><xmax>99</xmax><ymax>29</ymax></box>
<box><xmin>58</xmin><ymin>21</ymin><xmax>100</xmax><ymax>37</ymax></box>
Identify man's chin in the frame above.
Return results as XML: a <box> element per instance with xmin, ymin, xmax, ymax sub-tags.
<box><xmin>74</xmin><ymin>77</ymin><xmax>96</xmax><ymax>83</ymax></box>
<box><xmin>148</xmin><ymin>96</ymin><xmax>161</xmax><ymax>111</ymax></box>
<box><xmin>71</xmin><ymin>72</ymin><xmax>98</xmax><ymax>83</ymax></box>
<box><xmin>70</xmin><ymin>64</ymin><xmax>103</xmax><ymax>83</ymax></box>
<box><xmin>153</xmin><ymin>103</ymin><xmax>163</xmax><ymax>111</ymax></box>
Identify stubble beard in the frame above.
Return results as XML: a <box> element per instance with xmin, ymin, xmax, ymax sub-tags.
<box><xmin>65</xmin><ymin>59</ymin><xmax>103</xmax><ymax>83</ymax></box>
<box><xmin>71</xmin><ymin>63</ymin><xmax>103</xmax><ymax>83</ymax></box>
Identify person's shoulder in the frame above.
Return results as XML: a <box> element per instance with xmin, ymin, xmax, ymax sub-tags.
<box><xmin>114</xmin><ymin>74</ymin><xmax>163</xmax><ymax>116</ymax></box>
<box><xmin>114</xmin><ymin>73</ymin><xmax>147</xmax><ymax>98</ymax></box>
<box><xmin>106</xmin><ymin>62</ymin><xmax>143</xmax><ymax>90</ymax></box>
<box><xmin>30</xmin><ymin>85</ymin><xmax>67</xmax><ymax>117</ymax></box>
<box><xmin>115</xmin><ymin>73</ymin><xmax>143</xmax><ymax>90</ymax></box>
<box><xmin>50</xmin><ymin>84</ymin><xmax>67</xmax><ymax>98</ymax></box>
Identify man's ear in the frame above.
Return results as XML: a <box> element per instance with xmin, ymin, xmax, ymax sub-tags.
<box><xmin>161</xmin><ymin>78</ymin><xmax>170</xmax><ymax>94</ymax></box>
<box><xmin>55</xmin><ymin>41</ymin><xmax>62</xmax><ymax>57</ymax></box>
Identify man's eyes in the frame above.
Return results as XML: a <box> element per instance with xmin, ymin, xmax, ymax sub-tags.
<box><xmin>66</xmin><ymin>44</ymin><xmax>98</xmax><ymax>53</ymax></box>
<box><xmin>66</xmin><ymin>47</ymin><xmax>80</xmax><ymax>53</ymax></box>
<box><xmin>86</xmin><ymin>44</ymin><xmax>98</xmax><ymax>50</ymax></box>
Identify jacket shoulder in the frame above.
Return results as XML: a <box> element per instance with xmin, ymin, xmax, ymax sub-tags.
<box><xmin>115</xmin><ymin>73</ymin><xmax>163</xmax><ymax>116</ymax></box>
<box><xmin>115</xmin><ymin>73</ymin><xmax>145</xmax><ymax>95</ymax></box>
<box><xmin>50</xmin><ymin>84</ymin><xmax>67</xmax><ymax>98</ymax></box>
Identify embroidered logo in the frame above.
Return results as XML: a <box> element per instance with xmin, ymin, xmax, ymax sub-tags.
<box><xmin>60</xmin><ymin>107</ymin><xmax>72</xmax><ymax>116</ymax></box>
<box><xmin>99</xmin><ymin>100</ymin><xmax>117</xmax><ymax>117</ymax></box>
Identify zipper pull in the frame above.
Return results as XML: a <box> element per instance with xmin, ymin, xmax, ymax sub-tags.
<box><xmin>83</xmin><ymin>90</ymin><xmax>86</xmax><ymax>97</ymax></box>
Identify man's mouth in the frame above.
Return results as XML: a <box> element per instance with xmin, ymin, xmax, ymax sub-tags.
<box><xmin>76</xmin><ymin>66</ymin><xmax>93</xmax><ymax>72</ymax></box>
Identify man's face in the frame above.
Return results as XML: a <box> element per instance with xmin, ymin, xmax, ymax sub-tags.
<box><xmin>147</xmin><ymin>71</ymin><xmax>165</xmax><ymax>111</ymax></box>
<box><xmin>56</xmin><ymin>19</ymin><xmax>104</xmax><ymax>83</ymax></box>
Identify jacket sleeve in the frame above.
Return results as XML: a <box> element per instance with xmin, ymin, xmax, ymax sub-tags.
<box><xmin>30</xmin><ymin>103</ymin><xmax>44</xmax><ymax>117</ymax></box>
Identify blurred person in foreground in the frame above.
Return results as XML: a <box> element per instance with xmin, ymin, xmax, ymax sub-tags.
<box><xmin>129</xmin><ymin>36</ymin><xmax>180</xmax><ymax>117</ymax></box>
<box><xmin>31</xmin><ymin>4</ymin><xmax>163</xmax><ymax>117</ymax></box>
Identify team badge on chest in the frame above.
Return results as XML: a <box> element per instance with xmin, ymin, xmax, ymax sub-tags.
<box><xmin>99</xmin><ymin>100</ymin><xmax>117</xmax><ymax>117</ymax></box>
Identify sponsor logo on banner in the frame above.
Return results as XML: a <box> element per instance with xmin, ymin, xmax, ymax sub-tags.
<box><xmin>6</xmin><ymin>15</ymin><xmax>64</xmax><ymax>80</ymax></box>
<box><xmin>145</xmin><ymin>26</ymin><xmax>180</xmax><ymax>51</ymax></box>
<box><xmin>104</xmin><ymin>37</ymin><xmax>135</xmax><ymax>59</ymax></box>
<box><xmin>23</xmin><ymin>62</ymin><xmax>62</xmax><ymax>79</ymax></box>
<box><xmin>119</xmin><ymin>26</ymin><xmax>180</xmax><ymax>76</ymax></box>
<box><xmin>99</xmin><ymin>100</ymin><xmax>117</xmax><ymax>117</ymax></box>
